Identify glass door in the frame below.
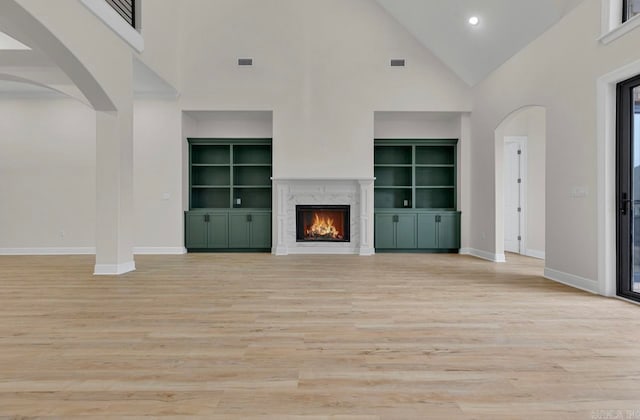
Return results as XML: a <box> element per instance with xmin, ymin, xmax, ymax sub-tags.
<box><xmin>617</xmin><ymin>74</ymin><xmax>640</xmax><ymax>302</ymax></box>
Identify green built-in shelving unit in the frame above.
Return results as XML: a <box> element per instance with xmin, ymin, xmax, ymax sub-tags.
<box><xmin>374</xmin><ymin>139</ymin><xmax>461</xmax><ymax>252</ymax></box>
<box><xmin>186</xmin><ymin>138</ymin><xmax>272</xmax><ymax>252</ymax></box>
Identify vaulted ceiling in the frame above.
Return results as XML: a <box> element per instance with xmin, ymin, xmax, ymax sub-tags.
<box><xmin>376</xmin><ymin>0</ymin><xmax>584</xmax><ymax>85</ymax></box>
<box><xmin>0</xmin><ymin>0</ymin><xmax>585</xmax><ymax>94</ymax></box>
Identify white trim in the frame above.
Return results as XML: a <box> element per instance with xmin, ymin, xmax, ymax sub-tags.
<box><xmin>601</xmin><ymin>0</ymin><xmax>624</xmax><ymax>38</ymax></box>
<box><xmin>271</xmin><ymin>177</ymin><xmax>376</xmax><ymax>181</ymax></box>
<box><xmin>599</xmin><ymin>15</ymin><xmax>640</xmax><ymax>44</ymax></box>
<box><xmin>0</xmin><ymin>247</ymin><xmax>95</xmax><ymax>255</ymax></box>
<box><xmin>544</xmin><ymin>268</ymin><xmax>599</xmax><ymax>294</ymax></box>
<box><xmin>504</xmin><ymin>136</ymin><xmax>528</xmax><ymax>256</ymax></box>
<box><xmin>599</xmin><ymin>0</ymin><xmax>640</xmax><ymax>45</ymax></box>
<box><xmin>524</xmin><ymin>249</ymin><xmax>545</xmax><ymax>260</ymax></box>
<box><xmin>94</xmin><ymin>260</ymin><xmax>136</xmax><ymax>275</ymax></box>
<box><xmin>596</xmin><ymin>57</ymin><xmax>640</xmax><ymax>297</ymax></box>
<box><xmin>133</xmin><ymin>247</ymin><xmax>187</xmax><ymax>255</ymax></box>
<box><xmin>273</xmin><ymin>245</ymin><xmax>288</xmax><ymax>256</ymax></box>
<box><xmin>0</xmin><ymin>247</ymin><xmax>189</xmax><ymax>256</ymax></box>
<box><xmin>615</xmin><ymin>295</ymin><xmax>640</xmax><ymax>306</ymax></box>
<box><xmin>359</xmin><ymin>247</ymin><xmax>375</xmax><ymax>256</ymax></box>
<box><xmin>282</xmin><ymin>247</ymin><xmax>361</xmax><ymax>255</ymax></box>
<box><xmin>460</xmin><ymin>248</ymin><xmax>506</xmax><ymax>263</ymax></box>
<box><xmin>79</xmin><ymin>0</ymin><xmax>144</xmax><ymax>53</ymax></box>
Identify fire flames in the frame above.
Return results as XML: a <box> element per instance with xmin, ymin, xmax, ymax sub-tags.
<box><xmin>305</xmin><ymin>213</ymin><xmax>343</xmax><ymax>240</ymax></box>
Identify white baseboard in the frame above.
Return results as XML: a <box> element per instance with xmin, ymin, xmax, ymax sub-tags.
<box><xmin>277</xmin><ymin>247</ymin><xmax>360</xmax><ymax>255</ymax></box>
<box><xmin>133</xmin><ymin>247</ymin><xmax>187</xmax><ymax>255</ymax></box>
<box><xmin>544</xmin><ymin>267</ymin><xmax>599</xmax><ymax>294</ymax></box>
<box><xmin>0</xmin><ymin>247</ymin><xmax>187</xmax><ymax>256</ymax></box>
<box><xmin>0</xmin><ymin>247</ymin><xmax>96</xmax><ymax>255</ymax></box>
<box><xmin>94</xmin><ymin>261</ymin><xmax>136</xmax><ymax>276</ymax></box>
<box><xmin>459</xmin><ymin>248</ymin><xmax>506</xmax><ymax>263</ymax></box>
<box><xmin>358</xmin><ymin>247</ymin><xmax>375</xmax><ymax>256</ymax></box>
<box><xmin>524</xmin><ymin>249</ymin><xmax>545</xmax><ymax>260</ymax></box>
<box><xmin>273</xmin><ymin>246</ymin><xmax>289</xmax><ymax>256</ymax></box>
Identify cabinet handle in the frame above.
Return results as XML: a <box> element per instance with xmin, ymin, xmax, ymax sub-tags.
<box><xmin>393</xmin><ymin>215</ymin><xmax>399</xmax><ymax>223</ymax></box>
<box><xmin>436</xmin><ymin>215</ymin><xmax>441</xmax><ymax>223</ymax></box>
<box><xmin>247</xmin><ymin>214</ymin><xmax>252</xmax><ymax>222</ymax></box>
<box><xmin>204</xmin><ymin>214</ymin><xmax>210</xmax><ymax>223</ymax></box>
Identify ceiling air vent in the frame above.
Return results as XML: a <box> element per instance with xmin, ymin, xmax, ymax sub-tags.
<box><xmin>390</xmin><ymin>59</ymin><xmax>406</xmax><ymax>67</ymax></box>
<box><xmin>238</xmin><ymin>58</ymin><xmax>253</xmax><ymax>66</ymax></box>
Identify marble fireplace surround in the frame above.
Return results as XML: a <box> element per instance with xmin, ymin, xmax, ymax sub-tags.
<box><xmin>272</xmin><ymin>178</ymin><xmax>375</xmax><ymax>255</ymax></box>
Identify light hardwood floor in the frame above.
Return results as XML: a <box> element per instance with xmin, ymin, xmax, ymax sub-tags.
<box><xmin>0</xmin><ymin>253</ymin><xmax>639</xmax><ymax>419</ymax></box>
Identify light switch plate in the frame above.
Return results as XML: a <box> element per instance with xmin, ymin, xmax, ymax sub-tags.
<box><xmin>571</xmin><ymin>187</ymin><xmax>588</xmax><ymax>198</ymax></box>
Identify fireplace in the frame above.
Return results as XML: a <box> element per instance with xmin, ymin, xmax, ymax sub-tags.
<box><xmin>296</xmin><ymin>205</ymin><xmax>350</xmax><ymax>242</ymax></box>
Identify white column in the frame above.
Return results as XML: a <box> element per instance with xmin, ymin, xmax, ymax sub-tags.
<box><xmin>358</xmin><ymin>179</ymin><xmax>375</xmax><ymax>256</ymax></box>
<box><xmin>459</xmin><ymin>113</ymin><xmax>472</xmax><ymax>251</ymax></box>
<box><xmin>273</xmin><ymin>180</ymin><xmax>289</xmax><ymax>255</ymax></box>
<box><xmin>94</xmin><ymin>104</ymin><xmax>135</xmax><ymax>275</ymax></box>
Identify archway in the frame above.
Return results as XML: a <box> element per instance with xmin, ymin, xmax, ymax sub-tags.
<box><xmin>494</xmin><ymin>106</ymin><xmax>546</xmax><ymax>261</ymax></box>
<box><xmin>0</xmin><ymin>0</ymin><xmax>136</xmax><ymax>274</ymax></box>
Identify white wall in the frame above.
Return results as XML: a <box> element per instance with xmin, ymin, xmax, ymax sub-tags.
<box><xmin>178</xmin><ymin>0</ymin><xmax>471</xmax><ymax>179</ymax></box>
<box><xmin>186</xmin><ymin>111</ymin><xmax>273</xmax><ymax>138</ymax></box>
<box><xmin>0</xmin><ymin>97</ymin><xmax>187</xmax><ymax>253</ymax></box>
<box><xmin>133</xmin><ymin>99</ymin><xmax>184</xmax><ymax>251</ymax></box>
<box><xmin>138</xmin><ymin>0</ymin><xmax>181</xmax><ymax>90</ymax></box>
<box><xmin>374</xmin><ymin>112</ymin><xmax>461</xmax><ymax>139</ymax></box>
<box><xmin>470</xmin><ymin>0</ymin><xmax>640</xmax><ymax>289</ymax></box>
<box><xmin>0</xmin><ymin>97</ymin><xmax>96</xmax><ymax>252</ymax></box>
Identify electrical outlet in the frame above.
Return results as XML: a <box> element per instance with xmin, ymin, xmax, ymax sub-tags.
<box><xmin>60</xmin><ymin>230</ymin><xmax>65</xmax><ymax>239</ymax></box>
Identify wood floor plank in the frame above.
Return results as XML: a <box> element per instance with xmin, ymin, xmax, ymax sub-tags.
<box><xmin>0</xmin><ymin>253</ymin><xmax>639</xmax><ymax>418</ymax></box>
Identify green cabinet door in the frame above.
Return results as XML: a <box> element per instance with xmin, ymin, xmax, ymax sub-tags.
<box><xmin>250</xmin><ymin>213</ymin><xmax>271</xmax><ymax>248</ymax></box>
<box><xmin>229</xmin><ymin>213</ymin><xmax>251</xmax><ymax>248</ymax></box>
<box><xmin>375</xmin><ymin>214</ymin><xmax>396</xmax><ymax>249</ymax></box>
<box><xmin>438</xmin><ymin>213</ymin><xmax>460</xmax><ymax>249</ymax></box>
<box><xmin>207</xmin><ymin>213</ymin><xmax>229</xmax><ymax>248</ymax></box>
<box><xmin>396</xmin><ymin>214</ymin><xmax>417</xmax><ymax>249</ymax></box>
<box><xmin>417</xmin><ymin>214</ymin><xmax>438</xmax><ymax>248</ymax></box>
<box><xmin>185</xmin><ymin>213</ymin><xmax>208</xmax><ymax>248</ymax></box>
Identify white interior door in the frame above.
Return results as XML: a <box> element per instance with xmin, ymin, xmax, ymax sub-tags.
<box><xmin>504</xmin><ymin>138</ymin><xmax>526</xmax><ymax>254</ymax></box>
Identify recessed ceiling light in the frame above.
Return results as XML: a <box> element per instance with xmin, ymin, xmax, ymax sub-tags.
<box><xmin>468</xmin><ymin>16</ymin><xmax>480</xmax><ymax>26</ymax></box>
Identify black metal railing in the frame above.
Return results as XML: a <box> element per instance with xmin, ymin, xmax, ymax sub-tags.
<box><xmin>106</xmin><ymin>0</ymin><xmax>135</xmax><ymax>28</ymax></box>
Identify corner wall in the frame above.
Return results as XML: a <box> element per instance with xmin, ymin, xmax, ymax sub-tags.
<box><xmin>470</xmin><ymin>0</ymin><xmax>640</xmax><ymax>292</ymax></box>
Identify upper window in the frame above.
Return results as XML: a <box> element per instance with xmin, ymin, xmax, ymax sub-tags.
<box><xmin>105</xmin><ymin>0</ymin><xmax>136</xmax><ymax>29</ymax></box>
<box><xmin>623</xmin><ymin>0</ymin><xmax>640</xmax><ymax>22</ymax></box>
<box><xmin>601</xmin><ymin>0</ymin><xmax>640</xmax><ymax>44</ymax></box>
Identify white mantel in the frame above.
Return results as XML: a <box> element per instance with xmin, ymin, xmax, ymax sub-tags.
<box><xmin>272</xmin><ymin>178</ymin><xmax>375</xmax><ymax>255</ymax></box>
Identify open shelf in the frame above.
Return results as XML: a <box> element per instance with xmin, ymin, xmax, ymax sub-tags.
<box><xmin>374</xmin><ymin>166</ymin><xmax>412</xmax><ymax>187</ymax></box>
<box><xmin>192</xmin><ymin>145</ymin><xmax>230</xmax><ymax>165</ymax></box>
<box><xmin>234</xmin><ymin>144</ymin><xmax>272</xmax><ymax>165</ymax></box>
<box><xmin>374</xmin><ymin>188</ymin><xmax>412</xmax><ymax>209</ymax></box>
<box><xmin>374</xmin><ymin>146</ymin><xmax>412</xmax><ymax>165</ymax></box>
<box><xmin>188</xmin><ymin>139</ymin><xmax>272</xmax><ymax>210</ymax></box>
<box><xmin>416</xmin><ymin>146</ymin><xmax>454</xmax><ymax>165</ymax></box>
<box><xmin>191</xmin><ymin>188</ymin><xmax>231</xmax><ymax>209</ymax></box>
<box><xmin>192</xmin><ymin>166</ymin><xmax>230</xmax><ymax>186</ymax></box>
<box><xmin>416</xmin><ymin>167</ymin><xmax>454</xmax><ymax>187</ymax></box>
<box><xmin>234</xmin><ymin>187</ymin><xmax>272</xmax><ymax>209</ymax></box>
<box><xmin>234</xmin><ymin>165</ymin><xmax>271</xmax><ymax>186</ymax></box>
<box><xmin>374</xmin><ymin>139</ymin><xmax>457</xmax><ymax>210</ymax></box>
<box><xmin>415</xmin><ymin>188</ymin><xmax>455</xmax><ymax>209</ymax></box>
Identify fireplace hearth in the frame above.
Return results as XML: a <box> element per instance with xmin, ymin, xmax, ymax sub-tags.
<box><xmin>296</xmin><ymin>205</ymin><xmax>350</xmax><ymax>242</ymax></box>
